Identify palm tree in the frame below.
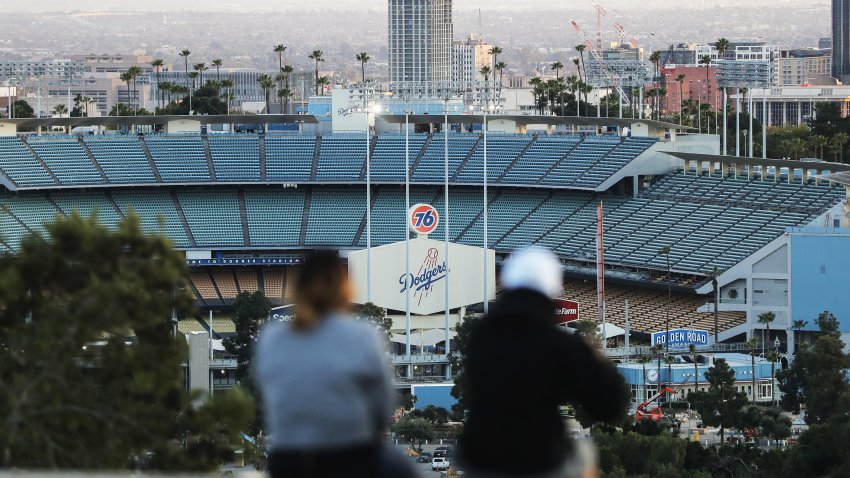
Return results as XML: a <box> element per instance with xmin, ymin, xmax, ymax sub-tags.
<box><xmin>258</xmin><ymin>73</ymin><xmax>274</xmax><ymax>112</ymax></box>
<box><xmin>831</xmin><ymin>132</ymin><xmax>849</xmax><ymax>163</ymax></box>
<box><xmin>220</xmin><ymin>79</ymin><xmax>234</xmax><ymax>114</ymax></box>
<box><xmin>649</xmin><ymin>51</ymin><xmax>661</xmax><ymax>120</ymax></box>
<box><xmin>212</xmin><ymin>59</ymin><xmax>223</xmax><ymax>83</ymax></box>
<box><xmin>767</xmin><ymin>349</ymin><xmax>779</xmax><ymax>406</ymax></box>
<box><xmin>278</xmin><ymin>88</ymin><xmax>294</xmax><ymax>114</ymax></box>
<box><xmin>188</xmin><ymin>71</ymin><xmax>199</xmax><ymax>92</ymax></box>
<box><xmin>317</xmin><ymin>75</ymin><xmax>330</xmax><ymax>96</ymax></box>
<box><xmin>748</xmin><ymin>337</ymin><xmax>757</xmax><ymax>402</ymax></box>
<box><xmin>281</xmin><ymin>65</ymin><xmax>294</xmax><ymax>90</ymax></box>
<box><xmin>710</xmin><ymin>265</ymin><xmax>720</xmax><ymax>343</ymax></box>
<box><xmin>81</xmin><ymin>96</ymin><xmax>93</xmax><ymax>117</ymax></box>
<box><xmin>791</xmin><ymin>319</ymin><xmax>808</xmax><ymax>353</ymax></box>
<box><xmin>574</xmin><ymin>44</ymin><xmax>589</xmax><ymax>105</ymax></box>
<box><xmin>179</xmin><ymin>49</ymin><xmax>191</xmax><ymax>90</ymax></box>
<box><xmin>715</xmin><ymin>38</ymin><xmax>730</xmax><ymax>150</ymax></box>
<box><xmin>757</xmin><ymin>311</ymin><xmax>776</xmax><ymax>356</ymax></box>
<box><xmin>479</xmin><ymin>65</ymin><xmax>492</xmax><ymax>83</ymax></box>
<box><xmin>494</xmin><ymin>61</ymin><xmax>507</xmax><ymax>88</ymax></box>
<box><xmin>529</xmin><ymin>77</ymin><xmax>545</xmax><ymax>114</ymax></box>
<box><xmin>273</xmin><ymin>44</ymin><xmax>287</xmax><ymax>93</ymax></box>
<box><xmin>356</xmin><ymin>52</ymin><xmax>370</xmax><ymax>83</ymax></box>
<box><xmin>688</xmin><ymin>344</ymin><xmax>699</xmax><ymax>396</ymax></box>
<box><xmin>119</xmin><ymin>71</ymin><xmax>132</xmax><ymax>112</ymax></box>
<box><xmin>193</xmin><ymin>63</ymin><xmax>208</xmax><ymax>86</ymax></box>
<box><xmin>150</xmin><ymin>59</ymin><xmax>165</xmax><ymax>109</ymax></box>
<box><xmin>127</xmin><ymin>65</ymin><xmax>142</xmax><ymax>115</ymax></box>
<box><xmin>551</xmin><ymin>61</ymin><xmax>564</xmax><ymax>80</ymax></box>
<box><xmin>674</xmin><ymin>74</ymin><xmax>685</xmax><ymax>125</ymax></box>
<box><xmin>308</xmin><ymin>50</ymin><xmax>325</xmax><ymax>96</ymax></box>
<box><xmin>53</xmin><ymin>104</ymin><xmax>68</xmax><ymax>117</ymax></box>
<box><xmin>698</xmin><ymin>55</ymin><xmax>713</xmax><ymax>133</ymax></box>
<box><xmin>809</xmin><ymin>134</ymin><xmax>829</xmax><ymax>159</ymax></box>
<box><xmin>637</xmin><ymin>354</ymin><xmax>652</xmax><ymax>402</ymax></box>
<box><xmin>489</xmin><ymin>46</ymin><xmax>503</xmax><ymax>70</ymax></box>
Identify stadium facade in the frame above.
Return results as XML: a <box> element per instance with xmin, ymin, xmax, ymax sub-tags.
<box><xmin>0</xmin><ymin>114</ymin><xmax>848</xmax><ymax>406</ymax></box>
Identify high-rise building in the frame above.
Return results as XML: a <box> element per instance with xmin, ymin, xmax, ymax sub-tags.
<box><xmin>452</xmin><ymin>35</ymin><xmax>492</xmax><ymax>84</ymax></box>
<box><xmin>388</xmin><ymin>0</ymin><xmax>454</xmax><ymax>84</ymax></box>
<box><xmin>833</xmin><ymin>0</ymin><xmax>850</xmax><ymax>81</ymax></box>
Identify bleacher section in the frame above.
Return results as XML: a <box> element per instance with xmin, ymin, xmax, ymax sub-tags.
<box><xmin>561</xmin><ymin>278</ymin><xmax>745</xmax><ymax>334</ymax></box>
<box><xmin>208</xmin><ymin>135</ymin><xmax>260</xmax><ymax>181</ymax></box>
<box><xmin>84</xmin><ymin>136</ymin><xmax>155</xmax><ymax>183</ymax></box>
<box><xmin>265</xmin><ymin>135</ymin><xmax>314</xmax><ymax>181</ymax></box>
<box><xmin>1</xmin><ymin>180</ymin><xmax>840</xmax><ymax>277</ymax></box>
<box><xmin>144</xmin><ymin>135</ymin><xmax>210</xmax><ymax>182</ymax></box>
<box><xmin>0</xmin><ymin>133</ymin><xmax>655</xmax><ymax>190</ymax></box>
<box><xmin>188</xmin><ymin>267</ymin><xmax>290</xmax><ymax>305</ymax></box>
<box><xmin>27</xmin><ymin>137</ymin><xmax>103</xmax><ymax>186</ymax></box>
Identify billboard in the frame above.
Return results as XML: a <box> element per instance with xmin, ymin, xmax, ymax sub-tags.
<box><xmin>651</xmin><ymin>329</ymin><xmax>710</xmax><ymax>348</ymax></box>
<box><xmin>348</xmin><ymin>237</ymin><xmax>496</xmax><ymax>315</ymax></box>
<box><xmin>269</xmin><ymin>304</ymin><xmax>296</xmax><ymax>322</ymax></box>
<box><xmin>554</xmin><ymin>299</ymin><xmax>580</xmax><ymax>324</ymax></box>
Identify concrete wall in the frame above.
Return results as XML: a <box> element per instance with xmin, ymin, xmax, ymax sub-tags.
<box><xmin>790</xmin><ymin>232</ymin><xmax>850</xmax><ymax>332</ymax></box>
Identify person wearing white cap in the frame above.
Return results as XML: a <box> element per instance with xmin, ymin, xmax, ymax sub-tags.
<box><xmin>457</xmin><ymin>247</ymin><xmax>627</xmax><ymax>478</ymax></box>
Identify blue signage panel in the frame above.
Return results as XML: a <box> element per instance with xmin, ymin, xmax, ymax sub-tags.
<box><xmin>186</xmin><ymin>257</ymin><xmax>303</xmax><ymax>266</ymax></box>
<box><xmin>651</xmin><ymin>329</ymin><xmax>710</xmax><ymax>348</ymax></box>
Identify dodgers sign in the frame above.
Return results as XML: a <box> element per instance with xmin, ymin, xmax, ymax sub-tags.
<box><xmin>399</xmin><ymin>247</ymin><xmax>447</xmax><ymax>306</ymax></box>
<box><xmin>651</xmin><ymin>328</ymin><xmax>710</xmax><ymax>348</ymax></box>
<box><xmin>408</xmin><ymin>204</ymin><xmax>439</xmax><ymax>235</ymax></box>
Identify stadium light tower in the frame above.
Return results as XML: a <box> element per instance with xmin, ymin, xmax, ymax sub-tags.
<box><xmin>443</xmin><ymin>96</ymin><xmax>451</xmax><ymax>370</ymax></box>
<box><xmin>404</xmin><ymin>109</ymin><xmax>412</xmax><ymax>372</ymax></box>
<box><xmin>365</xmin><ymin>102</ymin><xmax>383</xmax><ymax>303</ymax></box>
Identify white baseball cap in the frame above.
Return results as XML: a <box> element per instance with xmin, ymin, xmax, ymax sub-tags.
<box><xmin>500</xmin><ymin>247</ymin><xmax>563</xmax><ymax>299</ymax></box>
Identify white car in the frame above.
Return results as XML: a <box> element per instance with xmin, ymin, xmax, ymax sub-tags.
<box><xmin>432</xmin><ymin>457</ymin><xmax>450</xmax><ymax>471</ymax></box>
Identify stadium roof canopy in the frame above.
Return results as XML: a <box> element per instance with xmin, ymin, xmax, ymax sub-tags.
<box><xmin>0</xmin><ymin>114</ymin><xmax>318</xmax><ymax>129</ymax></box>
<box><xmin>665</xmin><ymin>152</ymin><xmax>850</xmax><ymax>173</ymax></box>
<box><xmin>377</xmin><ymin>114</ymin><xmax>694</xmax><ymax>131</ymax></box>
<box><xmin>816</xmin><ymin>170</ymin><xmax>850</xmax><ymax>186</ymax></box>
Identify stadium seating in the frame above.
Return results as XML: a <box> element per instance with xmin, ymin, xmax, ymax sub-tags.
<box><xmin>561</xmin><ymin>278</ymin><xmax>746</xmax><ymax>334</ymax></box>
<box><xmin>316</xmin><ymin>134</ymin><xmax>366</xmax><ymax>182</ymax></box>
<box><xmin>176</xmin><ymin>190</ymin><xmax>243</xmax><ymax>247</ymax></box>
<box><xmin>189</xmin><ymin>270</ymin><xmax>220</xmax><ymax>303</ymax></box>
<box><xmin>27</xmin><ymin>137</ymin><xmax>104</xmax><ymax>185</ymax></box>
<box><xmin>263</xmin><ymin>268</ymin><xmax>285</xmax><ymax>300</ymax></box>
<box><xmin>0</xmin><ymin>137</ymin><xmax>56</xmax><ymax>187</ymax></box>
<box><xmin>111</xmin><ymin>189</ymin><xmax>190</xmax><ymax>248</ymax></box>
<box><xmin>208</xmin><ymin>135</ymin><xmax>260</xmax><ymax>182</ymax></box>
<box><xmin>370</xmin><ymin>134</ymin><xmax>427</xmax><ymax>182</ymax></box>
<box><xmin>84</xmin><ymin>136</ymin><xmax>155</xmax><ymax>183</ymax></box>
<box><xmin>0</xmin><ymin>133</ymin><xmax>655</xmax><ymax>190</ymax></box>
<box><xmin>265</xmin><ymin>135</ymin><xmax>315</xmax><ymax>182</ymax></box>
<box><xmin>49</xmin><ymin>190</ymin><xmax>123</xmax><ymax>230</ymax></box>
<box><xmin>187</xmin><ymin>266</ymin><xmax>292</xmax><ymax>304</ymax></box>
<box><xmin>304</xmin><ymin>189</ymin><xmax>364</xmax><ymax>245</ymax></box>
<box><xmin>244</xmin><ymin>189</ymin><xmax>305</xmax><ymax>247</ymax></box>
<box><xmin>143</xmin><ymin>135</ymin><xmax>210</xmax><ymax>182</ymax></box>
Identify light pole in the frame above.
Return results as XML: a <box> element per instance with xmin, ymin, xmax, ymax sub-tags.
<box><xmin>443</xmin><ymin>97</ymin><xmax>451</xmax><ymax>376</ymax></box>
<box><xmin>404</xmin><ymin>110</ymin><xmax>412</xmax><ymax>375</ymax></box>
<box><xmin>482</xmin><ymin>102</ymin><xmax>494</xmax><ymax>314</ymax></box>
<box><xmin>661</xmin><ymin>245</ymin><xmax>671</xmax><ymax>394</ymax></box>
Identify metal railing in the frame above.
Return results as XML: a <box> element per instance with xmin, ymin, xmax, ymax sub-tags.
<box><xmin>605</xmin><ymin>342</ymin><xmax>751</xmax><ymax>358</ymax></box>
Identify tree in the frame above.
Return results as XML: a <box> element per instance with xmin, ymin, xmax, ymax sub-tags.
<box><xmin>748</xmin><ymin>337</ymin><xmax>758</xmax><ymax>402</ymax></box>
<box><xmin>479</xmin><ymin>65</ymin><xmax>492</xmax><ymax>84</ymax></box>
<box><xmin>649</xmin><ymin>51</ymin><xmax>662</xmax><ymax>120</ymax></box>
<box><xmin>223</xmin><ymin>292</ymin><xmax>271</xmax><ymax>386</ymax></box>
<box><xmin>757</xmin><ymin>311</ymin><xmax>776</xmax><ymax>355</ymax></box>
<box><xmin>778</xmin><ymin>311</ymin><xmax>850</xmax><ymax>424</ymax></box>
<box><xmin>551</xmin><ymin>61</ymin><xmax>563</xmax><ymax>80</ymax></box>
<box><xmin>220</xmin><ymin>79</ymin><xmax>234</xmax><ymax>114</ymax></box>
<box><xmin>689</xmin><ymin>344</ymin><xmax>699</xmax><ymax>395</ymax></box>
<box><xmin>419</xmin><ymin>405</ymin><xmax>449</xmax><ymax>425</ymax></box>
<box><xmin>494</xmin><ymin>61</ymin><xmax>507</xmax><ymax>87</ymax></box>
<box><xmin>489</xmin><ymin>46</ymin><xmax>503</xmax><ymax>71</ymax></box>
<box><xmin>317</xmin><ymin>75</ymin><xmax>330</xmax><ymax>95</ymax></box>
<box><xmin>575</xmin><ymin>44</ymin><xmax>587</xmax><ymax>97</ymax></box>
<box><xmin>709</xmin><ymin>266</ymin><xmax>720</xmax><ymax>343</ymax></box>
<box><xmin>193</xmin><ymin>63</ymin><xmax>208</xmax><ymax>86</ymax></box>
<box><xmin>127</xmin><ymin>65</ymin><xmax>143</xmax><ymax>115</ymax></box>
<box><xmin>355</xmin><ymin>302</ymin><xmax>392</xmax><ymax>342</ymax></box>
<box><xmin>637</xmin><ymin>354</ymin><xmax>652</xmax><ymax>402</ymax></box>
<box><xmin>688</xmin><ymin>359</ymin><xmax>748</xmax><ymax>444</ymax></box>
<box><xmin>170</xmin><ymin>83</ymin><xmax>226</xmax><ymax>116</ymax></box>
<box><xmin>782</xmin><ymin>392</ymin><xmax>850</xmax><ymax>477</ymax></box>
<box><xmin>809</xmin><ymin>134</ymin><xmax>829</xmax><ymax>159</ymax></box>
<box><xmin>767</xmin><ymin>349</ymin><xmax>780</xmax><ymax>406</ymax></box>
<box><xmin>791</xmin><ymin>319</ymin><xmax>808</xmax><ymax>353</ymax></box>
<box><xmin>394</xmin><ymin>416</ymin><xmax>435</xmax><ymax>452</ymax></box>
<box><xmin>13</xmin><ymin>99</ymin><xmax>34</xmax><ymax>119</ymax></box>
<box><xmin>257</xmin><ymin>73</ymin><xmax>275</xmax><ymax>112</ymax></box>
<box><xmin>356</xmin><ymin>52</ymin><xmax>370</xmax><ymax>83</ymax></box>
<box><xmin>738</xmin><ymin>405</ymin><xmax>791</xmax><ymax>442</ymax></box>
<box><xmin>308</xmin><ymin>50</ymin><xmax>325</xmax><ymax>96</ymax></box>
<box><xmin>150</xmin><ymin>58</ymin><xmax>165</xmax><ymax>109</ymax></box>
<box><xmin>830</xmin><ymin>132</ymin><xmax>849</xmax><ymax>163</ymax></box>
<box><xmin>273</xmin><ymin>44</ymin><xmax>287</xmax><ymax>94</ymax></box>
<box><xmin>211</xmin><ymin>58</ymin><xmax>223</xmax><ymax>84</ymax></box>
<box><xmin>179</xmin><ymin>49</ymin><xmax>191</xmax><ymax>79</ymax></box>
<box><xmin>448</xmin><ymin>313</ymin><xmax>481</xmax><ymax>412</ymax></box>
<box><xmin>698</xmin><ymin>55</ymin><xmax>712</xmax><ymax>133</ymax></box>
<box><xmin>52</xmin><ymin>103</ymin><xmax>68</xmax><ymax>116</ymax></box>
<box><xmin>0</xmin><ymin>212</ymin><xmax>251</xmax><ymax>469</ymax></box>
<box><xmin>672</xmin><ymin>73</ymin><xmax>686</xmax><ymax>125</ymax></box>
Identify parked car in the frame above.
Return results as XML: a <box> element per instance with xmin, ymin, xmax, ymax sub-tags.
<box><xmin>416</xmin><ymin>452</ymin><xmax>432</xmax><ymax>463</ymax></box>
<box><xmin>432</xmin><ymin>457</ymin><xmax>450</xmax><ymax>471</ymax></box>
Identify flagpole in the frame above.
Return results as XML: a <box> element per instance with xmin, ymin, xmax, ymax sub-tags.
<box><xmin>405</xmin><ymin>112</ymin><xmax>411</xmax><ymax>368</ymax></box>
<box><xmin>444</xmin><ymin>98</ymin><xmax>451</xmax><ymax>374</ymax></box>
<box><xmin>366</xmin><ymin>109</ymin><xmax>372</xmax><ymax>302</ymax></box>
<box><xmin>482</xmin><ymin>106</ymin><xmax>489</xmax><ymax>314</ymax></box>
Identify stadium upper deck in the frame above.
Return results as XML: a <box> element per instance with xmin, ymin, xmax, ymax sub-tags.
<box><xmin>0</xmin><ymin>133</ymin><xmax>655</xmax><ymax>191</ymax></box>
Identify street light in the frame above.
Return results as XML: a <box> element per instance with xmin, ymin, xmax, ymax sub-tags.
<box><xmin>365</xmin><ymin>101</ymin><xmax>383</xmax><ymax>303</ymax></box>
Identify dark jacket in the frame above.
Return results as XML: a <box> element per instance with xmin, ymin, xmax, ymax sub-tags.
<box><xmin>458</xmin><ymin>288</ymin><xmax>629</xmax><ymax>474</ymax></box>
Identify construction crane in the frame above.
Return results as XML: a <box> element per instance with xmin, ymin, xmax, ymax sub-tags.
<box><xmin>570</xmin><ymin>20</ymin><xmax>631</xmax><ymax>107</ymax></box>
<box><xmin>635</xmin><ymin>387</ymin><xmax>675</xmax><ymax>422</ymax></box>
<box><xmin>612</xmin><ymin>22</ymin><xmax>639</xmax><ymax>49</ymax></box>
<box><xmin>593</xmin><ymin>3</ymin><xmax>607</xmax><ymax>52</ymax></box>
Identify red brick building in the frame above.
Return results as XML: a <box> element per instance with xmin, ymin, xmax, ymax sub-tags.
<box><xmin>662</xmin><ymin>66</ymin><xmax>722</xmax><ymax>113</ymax></box>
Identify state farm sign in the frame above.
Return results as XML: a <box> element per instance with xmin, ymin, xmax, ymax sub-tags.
<box><xmin>554</xmin><ymin>299</ymin><xmax>580</xmax><ymax>324</ymax></box>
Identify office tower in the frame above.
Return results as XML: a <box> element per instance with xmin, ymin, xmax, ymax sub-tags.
<box><xmin>388</xmin><ymin>0</ymin><xmax>453</xmax><ymax>84</ymax></box>
<box><xmin>833</xmin><ymin>0</ymin><xmax>850</xmax><ymax>81</ymax></box>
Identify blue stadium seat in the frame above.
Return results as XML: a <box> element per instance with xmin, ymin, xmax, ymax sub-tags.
<box><xmin>27</xmin><ymin>137</ymin><xmax>104</xmax><ymax>185</ymax></box>
<box><xmin>208</xmin><ymin>135</ymin><xmax>260</xmax><ymax>182</ymax></box>
<box><xmin>144</xmin><ymin>135</ymin><xmax>210</xmax><ymax>182</ymax></box>
<box><xmin>265</xmin><ymin>135</ymin><xmax>315</xmax><ymax>182</ymax></box>
<box><xmin>0</xmin><ymin>137</ymin><xmax>56</xmax><ymax>187</ymax></box>
<box><xmin>84</xmin><ymin>136</ymin><xmax>155</xmax><ymax>184</ymax></box>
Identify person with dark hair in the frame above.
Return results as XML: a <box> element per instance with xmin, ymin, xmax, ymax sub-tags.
<box><xmin>458</xmin><ymin>247</ymin><xmax>628</xmax><ymax>478</ymax></box>
<box><xmin>255</xmin><ymin>251</ymin><xmax>407</xmax><ymax>478</ymax></box>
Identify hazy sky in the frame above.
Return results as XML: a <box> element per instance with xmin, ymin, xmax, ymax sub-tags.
<box><xmin>4</xmin><ymin>0</ymin><xmax>825</xmax><ymax>12</ymax></box>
